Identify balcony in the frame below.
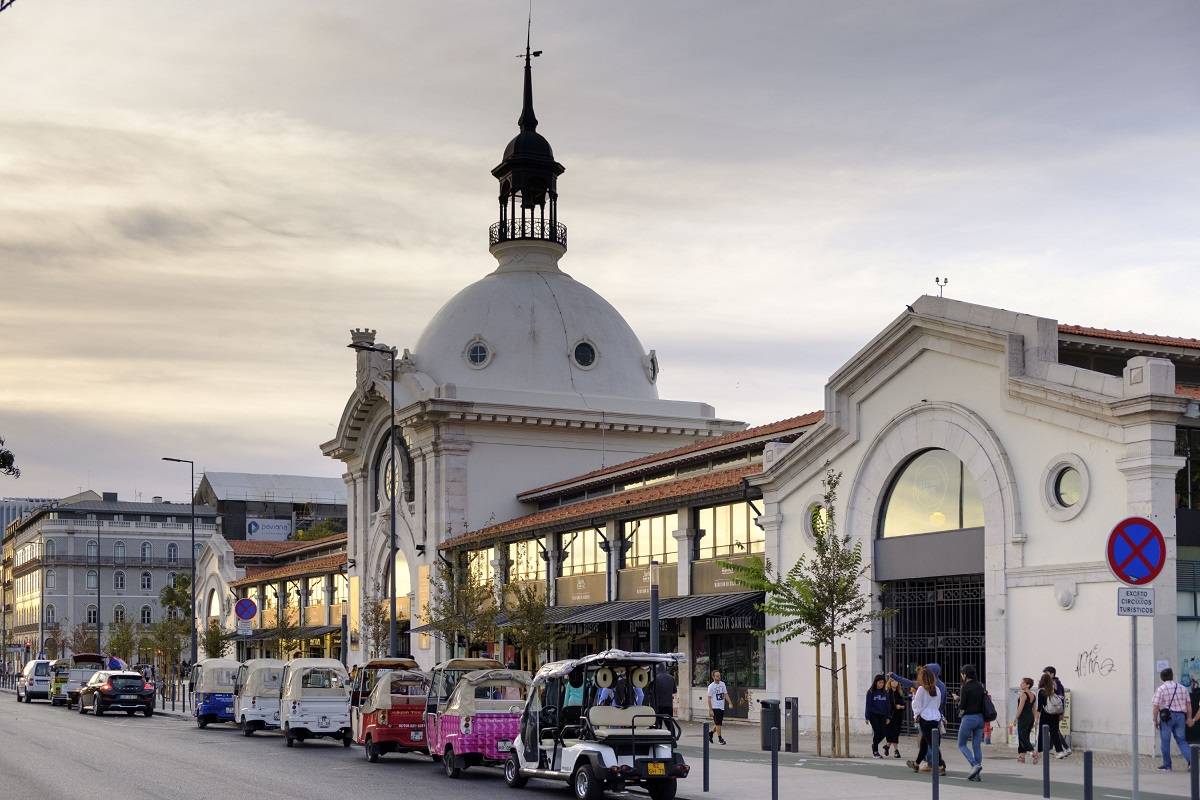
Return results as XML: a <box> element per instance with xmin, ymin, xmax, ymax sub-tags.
<box><xmin>489</xmin><ymin>218</ymin><xmax>567</xmax><ymax>249</ymax></box>
<box><xmin>41</xmin><ymin>518</ymin><xmax>216</xmax><ymax>533</ymax></box>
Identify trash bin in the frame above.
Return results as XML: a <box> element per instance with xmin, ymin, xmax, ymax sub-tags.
<box><xmin>760</xmin><ymin>699</ymin><xmax>781</xmax><ymax>751</ymax></box>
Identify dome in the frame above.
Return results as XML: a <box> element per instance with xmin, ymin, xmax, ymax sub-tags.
<box><xmin>413</xmin><ymin>241</ymin><xmax>658</xmax><ymax>400</ymax></box>
<box><xmin>503</xmin><ymin>130</ymin><xmax>555</xmax><ymax>162</ymax></box>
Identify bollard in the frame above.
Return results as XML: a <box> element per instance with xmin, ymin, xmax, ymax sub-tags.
<box><xmin>1041</xmin><ymin>724</ymin><xmax>1050</xmax><ymax>799</ymax></box>
<box><xmin>703</xmin><ymin>721</ymin><xmax>710</xmax><ymax>793</ymax></box>
<box><xmin>930</xmin><ymin>729</ymin><xmax>940</xmax><ymax>800</ymax></box>
<box><xmin>1191</xmin><ymin>745</ymin><xmax>1199</xmax><ymax>800</ymax></box>
<box><xmin>771</xmin><ymin>726</ymin><xmax>779</xmax><ymax>800</ymax></box>
<box><xmin>1083</xmin><ymin>751</ymin><xmax>1093</xmax><ymax>800</ymax></box>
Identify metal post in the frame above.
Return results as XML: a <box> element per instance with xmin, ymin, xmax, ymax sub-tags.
<box><xmin>95</xmin><ymin>518</ymin><xmax>101</xmax><ymax>655</ymax></box>
<box><xmin>388</xmin><ymin>349</ymin><xmax>398</xmax><ymax>658</ymax></box>
<box><xmin>1131</xmin><ymin>616</ymin><xmax>1138</xmax><ymax>800</ymax></box>
<box><xmin>931</xmin><ymin>728</ymin><xmax>940</xmax><ymax>800</ymax></box>
<box><xmin>703</xmin><ymin>721</ymin><xmax>710</xmax><ymax>792</ymax></box>
<box><xmin>1084</xmin><ymin>751</ymin><xmax>1093</xmax><ymax>800</ymax></box>
<box><xmin>1189</xmin><ymin>745</ymin><xmax>1199</xmax><ymax>800</ymax></box>
<box><xmin>190</xmin><ymin>460</ymin><xmax>197</xmax><ymax>665</ymax></box>
<box><xmin>771</xmin><ymin>726</ymin><xmax>779</xmax><ymax>800</ymax></box>
<box><xmin>649</xmin><ymin>560</ymin><xmax>660</xmax><ymax>654</ymax></box>
<box><xmin>1042</xmin><ymin>723</ymin><xmax>1051</xmax><ymax>799</ymax></box>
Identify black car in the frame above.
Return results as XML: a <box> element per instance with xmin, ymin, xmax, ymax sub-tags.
<box><xmin>78</xmin><ymin>670</ymin><xmax>155</xmax><ymax>717</ymax></box>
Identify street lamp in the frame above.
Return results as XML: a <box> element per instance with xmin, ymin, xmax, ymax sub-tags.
<box><xmin>161</xmin><ymin>457</ymin><xmax>197</xmax><ymax>665</ymax></box>
<box><xmin>95</xmin><ymin>518</ymin><xmax>101</xmax><ymax>655</ymax></box>
<box><xmin>347</xmin><ymin>340</ymin><xmax>400</xmax><ymax>658</ymax></box>
<box><xmin>649</xmin><ymin>560</ymin><xmax>660</xmax><ymax>654</ymax></box>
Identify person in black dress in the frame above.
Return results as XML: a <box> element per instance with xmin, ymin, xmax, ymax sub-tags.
<box><xmin>884</xmin><ymin>676</ymin><xmax>906</xmax><ymax>758</ymax></box>
<box><xmin>1015</xmin><ymin>677</ymin><xmax>1036</xmax><ymax>762</ymax></box>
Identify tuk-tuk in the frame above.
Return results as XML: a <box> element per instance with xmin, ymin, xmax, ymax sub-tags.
<box><xmin>429</xmin><ymin>668</ymin><xmax>530</xmax><ymax>779</ymax></box>
<box><xmin>279</xmin><ymin>657</ymin><xmax>352</xmax><ymax>748</ymax></box>
<box><xmin>504</xmin><ymin>650</ymin><xmax>688</xmax><ymax>800</ymax></box>
<box><xmin>233</xmin><ymin>658</ymin><xmax>284</xmax><ymax>735</ymax></box>
<box><xmin>189</xmin><ymin>658</ymin><xmax>240</xmax><ymax>729</ymax></box>
<box><xmin>424</xmin><ymin>656</ymin><xmax>504</xmax><ymax>758</ymax></box>
<box><xmin>357</xmin><ymin>668</ymin><xmax>430</xmax><ymax>762</ymax></box>
<box><xmin>350</xmin><ymin>657</ymin><xmax>419</xmax><ymax>743</ymax></box>
<box><xmin>49</xmin><ymin>659</ymin><xmax>71</xmax><ymax>706</ymax></box>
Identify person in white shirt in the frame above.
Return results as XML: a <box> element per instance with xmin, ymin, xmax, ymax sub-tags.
<box><xmin>907</xmin><ymin>666</ymin><xmax>946</xmax><ymax>776</ymax></box>
<box><xmin>706</xmin><ymin>670</ymin><xmax>728</xmax><ymax>745</ymax></box>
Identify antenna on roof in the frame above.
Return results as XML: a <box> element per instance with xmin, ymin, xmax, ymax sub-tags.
<box><xmin>935</xmin><ymin>276</ymin><xmax>949</xmax><ymax>298</ymax></box>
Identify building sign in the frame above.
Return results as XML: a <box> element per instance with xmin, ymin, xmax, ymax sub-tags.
<box><xmin>692</xmin><ymin>555</ymin><xmax>762</xmax><ymax>595</ymax></box>
<box><xmin>246</xmin><ymin>517</ymin><xmax>291</xmax><ymax>540</ymax></box>
<box><xmin>704</xmin><ymin>613</ymin><xmax>762</xmax><ymax>632</ymax></box>
<box><xmin>618</xmin><ymin>565</ymin><xmax>678</xmax><ymax>600</ymax></box>
<box><xmin>556</xmin><ymin>572</ymin><xmax>606</xmax><ymax>606</ymax></box>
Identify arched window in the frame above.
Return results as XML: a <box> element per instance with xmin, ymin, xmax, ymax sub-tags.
<box><xmin>879</xmin><ymin>449</ymin><xmax>984</xmax><ymax>538</ymax></box>
<box><xmin>167</xmin><ymin>572</ymin><xmax>177</xmax><ymax>587</ymax></box>
<box><xmin>86</xmin><ymin>570</ymin><xmax>98</xmax><ymax>590</ymax></box>
<box><xmin>113</xmin><ymin>604</ymin><xmax>126</xmax><ymax>624</ymax></box>
<box><xmin>114</xmin><ymin>571</ymin><xmax>126</xmax><ymax>590</ymax></box>
<box><xmin>140</xmin><ymin>605</ymin><xmax>152</xmax><ymax>624</ymax></box>
<box><xmin>86</xmin><ymin>604</ymin><xmax>98</xmax><ymax>625</ymax></box>
<box><xmin>140</xmin><ymin>542</ymin><xmax>152</xmax><ymax>561</ymax></box>
<box><xmin>114</xmin><ymin>540</ymin><xmax>126</xmax><ymax>562</ymax></box>
<box><xmin>45</xmin><ymin>604</ymin><xmax>56</xmax><ymax>624</ymax></box>
<box><xmin>207</xmin><ymin>589</ymin><xmax>221</xmax><ymax>621</ymax></box>
<box><xmin>141</xmin><ymin>571</ymin><xmax>152</xmax><ymax>591</ymax></box>
<box><xmin>44</xmin><ymin>539</ymin><xmax>56</xmax><ymax>558</ymax></box>
<box><xmin>167</xmin><ymin>542</ymin><xmax>178</xmax><ymax>564</ymax></box>
<box><xmin>194</xmin><ymin>542</ymin><xmax>202</xmax><ymax>559</ymax></box>
<box><xmin>45</xmin><ymin>569</ymin><xmax>55</xmax><ymax>590</ymax></box>
<box><xmin>87</xmin><ymin>540</ymin><xmax>98</xmax><ymax>560</ymax></box>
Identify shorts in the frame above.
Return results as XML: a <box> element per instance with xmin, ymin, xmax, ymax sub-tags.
<box><xmin>712</xmin><ymin>708</ymin><xmax>725</xmax><ymax>725</ymax></box>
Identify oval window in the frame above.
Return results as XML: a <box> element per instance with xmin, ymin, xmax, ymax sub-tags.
<box><xmin>573</xmin><ymin>341</ymin><xmax>596</xmax><ymax>368</ymax></box>
<box><xmin>465</xmin><ymin>339</ymin><xmax>491</xmax><ymax>368</ymax></box>
<box><xmin>1054</xmin><ymin>466</ymin><xmax>1082</xmax><ymax>508</ymax></box>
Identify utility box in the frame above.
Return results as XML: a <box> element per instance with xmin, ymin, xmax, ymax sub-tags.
<box><xmin>760</xmin><ymin>699</ymin><xmax>781</xmax><ymax>751</ymax></box>
<box><xmin>784</xmin><ymin>696</ymin><xmax>799</xmax><ymax>752</ymax></box>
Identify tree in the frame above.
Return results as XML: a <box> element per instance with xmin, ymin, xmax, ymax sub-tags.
<box><xmin>361</xmin><ymin>589</ymin><xmax>391</xmax><ymax>659</ymax></box>
<box><xmin>295</xmin><ymin>519</ymin><xmax>346</xmax><ymax>541</ymax></box>
<box><xmin>724</xmin><ymin>468</ymin><xmax>894</xmax><ymax>757</ymax></box>
<box><xmin>45</xmin><ymin>618</ymin><xmax>68</xmax><ymax>660</ymax></box>
<box><xmin>0</xmin><ymin>435</ymin><xmax>18</xmax><ymax>478</ymax></box>
<box><xmin>159</xmin><ymin>573</ymin><xmax>191</xmax><ymax>620</ymax></box>
<box><xmin>145</xmin><ymin>619</ymin><xmax>189</xmax><ymax>681</ymax></box>
<box><xmin>503</xmin><ymin>579</ymin><xmax>561</xmax><ymax>672</ymax></box>
<box><xmin>64</xmin><ymin>622</ymin><xmax>97</xmax><ymax>655</ymax></box>
<box><xmin>107</xmin><ymin>619</ymin><xmax>137</xmax><ymax>662</ymax></box>
<box><xmin>201</xmin><ymin>619</ymin><xmax>233</xmax><ymax>658</ymax></box>
<box><xmin>422</xmin><ymin>557</ymin><xmax>498</xmax><ymax>657</ymax></box>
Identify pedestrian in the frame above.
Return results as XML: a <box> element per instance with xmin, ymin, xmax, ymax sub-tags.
<box><xmin>883</xmin><ymin>676</ymin><xmax>905</xmax><ymax>759</ymax></box>
<box><xmin>907</xmin><ymin>666</ymin><xmax>945</xmax><ymax>776</ymax></box>
<box><xmin>653</xmin><ymin>664</ymin><xmax>677</xmax><ymax>719</ymax></box>
<box><xmin>1154</xmin><ymin>667</ymin><xmax>1193</xmax><ymax>771</ymax></box>
<box><xmin>956</xmin><ymin>664</ymin><xmax>985</xmax><ymax>781</ymax></box>
<box><xmin>1015</xmin><ymin>677</ymin><xmax>1037</xmax><ymax>763</ymax></box>
<box><xmin>865</xmin><ymin>674</ymin><xmax>892</xmax><ymax>758</ymax></box>
<box><xmin>890</xmin><ymin>662</ymin><xmax>948</xmax><ymax>772</ymax></box>
<box><xmin>706</xmin><ymin>669</ymin><xmax>728</xmax><ymax>745</ymax></box>
<box><xmin>1035</xmin><ymin>672</ymin><xmax>1069</xmax><ymax>758</ymax></box>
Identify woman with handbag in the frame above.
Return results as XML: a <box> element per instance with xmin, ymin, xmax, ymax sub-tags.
<box><xmin>907</xmin><ymin>667</ymin><xmax>947</xmax><ymax>776</ymax></box>
<box><xmin>1035</xmin><ymin>672</ymin><xmax>1068</xmax><ymax>759</ymax></box>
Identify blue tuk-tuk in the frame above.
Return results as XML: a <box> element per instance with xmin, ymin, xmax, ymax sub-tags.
<box><xmin>190</xmin><ymin>658</ymin><xmax>240</xmax><ymax>728</ymax></box>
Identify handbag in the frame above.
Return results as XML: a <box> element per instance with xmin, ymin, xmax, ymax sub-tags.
<box><xmin>982</xmin><ymin>691</ymin><xmax>998</xmax><ymax>723</ymax></box>
<box><xmin>1160</xmin><ymin>686</ymin><xmax>1179</xmax><ymax>724</ymax></box>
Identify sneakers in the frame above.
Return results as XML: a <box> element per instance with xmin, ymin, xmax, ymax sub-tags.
<box><xmin>968</xmin><ymin>764</ymin><xmax>982</xmax><ymax>781</ymax></box>
<box><xmin>1055</xmin><ymin>749</ymin><xmax>1071</xmax><ymax>760</ymax></box>
<box><xmin>907</xmin><ymin>760</ymin><xmax>919</xmax><ymax>773</ymax></box>
<box><xmin>1156</xmin><ymin>765</ymin><xmax>1172</xmax><ymax>771</ymax></box>
<box><xmin>718</xmin><ymin>737</ymin><xmax>727</xmax><ymax>745</ymax></box>
<box><xmin>894</xmin><ymin>750</ymin><xmax>902</xmax><ymax>759</ymax></box>
<box><xmin>873</xmin><ymin>752</ymin><xmax>883</xmax><ymax>759</ymax></box>
<box><xmin>882</xmin><ymin>744</ymin><xmax>890</xmax><ymax>757</ymax></box>
<box><xmin>919</xmin><ymin>764</ymin><xmax>932</xmax><ymax>773</ymax></box>
<box><xmin>708</xmin><ymin>730</ymin><xmax>714</xmax><ymax>744</ymax></box>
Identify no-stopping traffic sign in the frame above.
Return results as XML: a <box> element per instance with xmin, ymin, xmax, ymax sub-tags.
<box><xmin>1105</xmin><ymin>516</ymin><xmax>1166</xmax><ymax>586</ymax></box>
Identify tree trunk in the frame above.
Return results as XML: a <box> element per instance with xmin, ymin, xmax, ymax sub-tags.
<box><xmin>829</xmin><ymin>644</ymin><xmax>839</xmax><ymax>757</ymax></box>
<box><xmin>814</xmin><ymin>647</ymin><xmax>822</xmax><ymax>757</ymax></box>
<box><xmin>840</xmin><ymin>641</ymin><xmax>850</xmax><ymax>758</ymax></box>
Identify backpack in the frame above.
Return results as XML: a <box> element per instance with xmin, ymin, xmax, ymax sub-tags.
<box><xmin>982</xmin><ymin>691</ymin><xmax>998</xmax><ymax>723</ymax></box>
<box><xmin>1043</xmin><ymin>691</ymin><xmax>1064</xmax><ymax>715</ymax></box>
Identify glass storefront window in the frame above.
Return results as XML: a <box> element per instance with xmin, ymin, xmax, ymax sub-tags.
<box><xmin>1177</xmin><ymin>428</ymin><xmax>1200</xmax><ymax>510</ymax></box>
<box><xmin>332</xmin><ymin>573</ymin><xmax>348</xmax><ymax>605</ymax></box>
<box><xmin>508</xmin><ymin>538</ymin><xmax>544</xmax><ymax>582</ymax></box>
<box><xmin>691</xmin><ymin>619</ymin><xmax>765</xmax><ymax>719</ymax></box>
<box><xmin>623</xmin><ymin>513</ymin><xmax>679</xmax><ymax>567</ymax></box>
<box><xmin>561</xmin><ymin>529</ymin><xmax>605</xmax><ymax>576</ymax></box>
<box><xmin>467</xmin><ymin>547</ymin><xmax>495</xmax><ymax>588</ymax></box>
<box><xmin>880</xmin><ymin>449</ymin><xmax>984</xmax><ymax>538</ymax></box>
<box><xmin>307</xmin><ymin>576</ymin><xmax>326</xmax><ymax>606</ymax></box>
<box><xmin>696</xmin><ymin>502</ymin><xmax>763</xmax><ymax>560</ymax></box>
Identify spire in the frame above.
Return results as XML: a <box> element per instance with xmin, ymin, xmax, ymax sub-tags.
<box><xmin>518</xmin><ymin>11</ymin><xmax>539</xmax><ymax>132</ymax></box>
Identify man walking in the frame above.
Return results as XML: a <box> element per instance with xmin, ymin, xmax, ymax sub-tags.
<box><xmin>653</xmin><ymin>664</ymin><xmax>676</xmax><ymax>719</ymax></box>
<box><xmin>707</xmin><ymin>669</ymin><xmax>728</xmax><ymax>745</ymax></box>
<box><xmin>1154</xmin><ymin>667</ymin><xmax>1193</xmax><ymax>771</ymax></box>
<box><xmin>956</xmin><ymin>664</ymin><xmax>986</xmax><ymax>781</ymax></box>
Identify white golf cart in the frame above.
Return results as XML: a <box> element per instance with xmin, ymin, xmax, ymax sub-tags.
<box><xmin>504</xmin><ymin>650</ymin><xmax>688</xmax><ymax>800</ymax></box>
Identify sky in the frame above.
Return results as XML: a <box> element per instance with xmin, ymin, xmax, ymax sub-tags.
<box><xmin>1</xmin><ymin>1</ymin><xmax>1198</xmax><ymax>500</ymax></box>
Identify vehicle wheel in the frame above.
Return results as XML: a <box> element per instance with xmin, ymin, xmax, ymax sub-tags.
<box><xmin>196</xmin><ymin>714</ymin><xmax>208</xmax><ymax>729</ymax></box>
<box><xmin>126</xmin><ymin>710</ymin><xmax>136</xmax><ymax>716</ymax></box>
<box><xmin>342</xmin><ymin>733</ymin><xmax>352</xmax><ymax>748</ymax></box>
<box><xmin>647</xmin><ymin>779</ymin><xmax>678</xmax><ymax>800</ymax></box>
<box><xmin>572</xmin><ymin>763</ymin><xmax>602</xmax><ymax>800</ymax></box>
<box><xmin>241</xmin><ymin>717</ymin><xmax>254</xmax><ymax>737</ymax></box>
<box><xmin>365</xmin><ymin>736</ymin><xmax>379</xmax><ymax>762</ymax></box>
<box><xmin>430</xmin><ymin>751</ymin><xmax>443</xmax><ymax>763</ymax></box>
<box><xmin>78</xmin><ymin>696</ymin><xmax>87</xmax><ymax>714</ymax></box>
<box><xmin>93</xmin><ymin>697</ymin><xmax>104</xmax><ymax>717</ymax></box>
<box><xmin>504</xmin><ymin>754</ymin><xmax>528</xmax><ymax>788</ymax></box>
<box><xmin>143</xmin><ymin>707</ymin><xmax>154</xmax><ymax>718</ymax></box>
<box><xmin>284</xmin><ymin>725</ymin><xmax>294</xmax><ymax>748</ymax></box>
<box><xmin>444</xmin><ymin>747</ymin><xmax>461</xmax><ymax>779</ymax></box>
<box><xmin>23</xmin><ymin>689</ymin><xmax>31</xmax><ymax>704</ymax></box>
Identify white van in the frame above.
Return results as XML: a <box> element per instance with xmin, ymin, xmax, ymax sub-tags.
<box><xmin>17</xmin><ymin>659</ymin><xmax>52</xmax><ymax>703</ymax></box>
<box><xmin>234</xmin><ymin>658</ymin><xmax>284</xmax><ymax>735</ymax></box>
<box><xmin>279</xmin><ymin>658</ymin><xmax>351</xmax><ymax>747</ymax></box>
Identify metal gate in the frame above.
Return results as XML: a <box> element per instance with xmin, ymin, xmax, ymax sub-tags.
<box><xmin>881</xmin><ymin>574</ymin><xmax>985</xmax><ymax>731</ymax></box>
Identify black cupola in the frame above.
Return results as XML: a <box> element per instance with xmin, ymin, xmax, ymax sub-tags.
<box><xmin>489</xmin><ymin>25</ymin><xmax>567</xmax><ymax>250</ymax></box>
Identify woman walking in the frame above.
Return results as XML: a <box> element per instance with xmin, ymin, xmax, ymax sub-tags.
<box><xmin>907</xmin><ymin>667</ymin><xmax>946</xmax><ymax>776</ymax></box>
<box><xmin>1036</xmin><ymin>672</ymin><xmax>1068</xmax><ymax>758</ymax></box>
<box><xmin>1016</xmin><ymin>677</ymin><xmax>1037</xmax><ymax>763</ymax></box>
<box><xmin>883</xmin><ymin>676</ymin><xmax>906</xmax><ymax>758</ymax></box>
<box><xmin>865</xmin><ymin>674</ymin><xmax>892</xmax><ymax>758</ymax></box>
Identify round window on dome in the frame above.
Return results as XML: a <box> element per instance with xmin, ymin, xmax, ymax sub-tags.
<box><xmin>1054</xmin><ymin>466</ymin><xmax>1082</xmax><ymax>507</ymax></box>
<box><xmin>464</xmin><ymin>338</ymin><xmax>492</xmax><ymax>369</ymax></box>
<box><xmin>572</xmin><ymin>341</ymin><xmax>597</xmax><ymax>369</ymax></box>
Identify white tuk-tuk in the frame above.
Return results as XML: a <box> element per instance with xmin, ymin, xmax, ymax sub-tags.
<box><xmin>234</xmin><ymin>658</ymin><xmax>284</xmax><ymax>735</ymax></box>
<box><xmin>279</xmin><ymin>658</ymin><xmax>352</xmax><ymax>748</ymax></box>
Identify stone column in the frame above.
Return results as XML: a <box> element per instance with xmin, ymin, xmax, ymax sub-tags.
<box><xmin>756</xmin><ymin>502</ymin><xmax>785</xmax><ymax>704</ymax></box>
<box><xmin>671</xmin><ymin>505</ymin><xmax>696</xmax><ymax>596</ymax></box>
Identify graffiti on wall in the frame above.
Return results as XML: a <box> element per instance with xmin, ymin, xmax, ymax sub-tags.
<box><xmin>1074</xmin><ymin>645</ymin><xmax>1116</xmax><ymax>679</ymax></box>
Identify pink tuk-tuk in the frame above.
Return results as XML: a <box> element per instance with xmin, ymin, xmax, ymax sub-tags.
<box><xmin>429</xmin><ymin>668</ymin><xmax>530</xmax><ymax>779</ymax></box>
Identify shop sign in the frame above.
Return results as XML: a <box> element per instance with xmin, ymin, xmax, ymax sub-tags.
<box><xmin>618</xmin><ymin>564</ymin><xmax>678</xmax><ymax>600</ymax></box>
<box><xmin>692</xmin><ymin>554</ymin><xmax>762</xmax><ymax>595</ymax></box>
<box><xmin>556</xmin><ymin>572</ymin><xmax>606</xmax><ymax>606</ymax></box>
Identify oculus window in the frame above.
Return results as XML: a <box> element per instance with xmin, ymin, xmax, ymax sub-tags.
<box><xmin>464</xmin><ymin>337</ymin><xmax>493</xmax><ymax>369</ymax></box>
<box><xmin>880</xmin><ymin>448</ymin><xmax>983</xmax><ymax>538</ymax></box>
<box><xmin>573</xmin><ymin>341</ymin><xmax>597</xmax><ymax>368</ymax></box>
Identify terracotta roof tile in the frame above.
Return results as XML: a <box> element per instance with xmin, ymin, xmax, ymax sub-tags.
<box><xmin>1059</xmin><ymin>324</ymin><xmax>1200</xmax><ymax>351</ymax></box>
<box><xmin>442</xmin><ymin>464</ymin><xmax>762</xmax><ymax>551</ymax></box>
<box><xmin>1178</xmin><ymin>385</ymin><xmax>1200</xmax><ymax>400</ymax></box>
<box><xmin>230</xmin><ymin>553</ymin><xmax>347</xmax><ymax>588</ymax></box>
<box><xmin>519</xmin><ymin>412</ymin><xmax>822</xmax><ymax>499</ymax></box>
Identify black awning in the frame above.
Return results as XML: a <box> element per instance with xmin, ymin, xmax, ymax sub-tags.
<box><xmin>559</xmin><ymin>600</ymin><xmax>647</xmax><ymax>625</ymax></box>
<box><xmin>241</xmin><ymin>624</ymin><xmax>341</xmax><ymax>641</ymax></box>
<box><xmin>657</xmin><ymin>591</ymin><xmax>762</xmax><ymax>620</ymax></box>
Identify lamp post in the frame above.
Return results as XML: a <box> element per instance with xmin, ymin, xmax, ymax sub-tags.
<box><xmin>348</xmin><ymin>340</ymin><xmax>399</xmax><ymax>658</ymax></box>
<box><xmin>95</xmin><ymin>518</ymin><xmax>101</xmax><ymax>654</ymax></box>
<box><xmin>161</xmin><ymin>457</ymin><xmax>197</xmax><ymax>665</ymax></box>
<box><xmin>649</xmin><ymin>560</ymin><xmax>660</xmax><ymax>654</ymax></box>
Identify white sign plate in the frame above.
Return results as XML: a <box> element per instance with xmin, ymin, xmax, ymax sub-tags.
<box><xmin>1117</xmin><ymin>586</ymin><xmax>1154</xmax><ymax>617</ymax></box>
<box><xmin>236</xmin><ymin>620</ymin><xmax>253</xmax><ymax>637</ymax></box>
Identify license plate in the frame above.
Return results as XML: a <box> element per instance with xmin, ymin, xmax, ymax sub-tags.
<box><xmin>273</xmin><ymin>712</ymin><xmax>280</xmax><ymax>720</ymax></box>
<box><xmin>120</xmin><ymin>695</ymin><xmax>138</xmax><ymax>700</ymax></box>
<box><xmin>411</xmin><ymin>731</ymin><xmax>423</xmax><ymax>741</ymax></box>
<box><xmin>497</xmin><ymin>740</ymin><xmax>512</xmax><ymax>752</ymax></box>
<box><xmin>647</xmin><ymin>762</ymin><xmax>666</xmax><ymax>777</ymax></box>
<box><xmin>319</xmin><ymin>716</ymin><xmax>329</xmax><ymax>728</ymax></box>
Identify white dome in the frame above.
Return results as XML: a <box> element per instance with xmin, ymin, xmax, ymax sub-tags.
<box><xmin>414</xmin><ymin>240</ymin><xmax>658</xmax><ymax>399</ymax></box>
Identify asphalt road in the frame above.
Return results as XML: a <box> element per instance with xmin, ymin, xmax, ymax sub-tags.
<box><xmin>0</xmin><ymin>697</ymin><xmax>598</xmax><ymax>800</ymax></box>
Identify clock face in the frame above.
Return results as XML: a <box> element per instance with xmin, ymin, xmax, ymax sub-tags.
<box><xmin>379</xmin><ymin>450</ymin><xmax>402</xmax><ymax>504</ymax></box>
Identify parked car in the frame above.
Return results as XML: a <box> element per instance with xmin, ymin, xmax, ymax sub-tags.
<box><xmin>504</xmin><ymin>650</ymin><xmax>688</xmax><ymax>800</ymax></box>
<box><xmin>279</xmin><ymin>658</ymin><xmax>352</xmax><ymax>747</ymax></box>
<box><xmin>234</xmin><ymin>658</ymin><xmax>285</xmax><ymax>735</ymax></box>
<box><xmin>350</xmin><ymin>657</ymin><xmax>419</xmax><ymax>743</ymax></box>
<box><xmin>16</xmin><ymin>659</ymin><xmax>52</xmax><ymax>703</ymax></box>
<box><xmin>78</xmin><ymin>670</ymin><xmax>156</xmax><ymax>717</ymax></box>
<box><xmin>429</xmin><ymin>667</ymin><xmax>530</xmax><ymax>779</ymax></box>
<box><xmin>356</xmin><ymin>668</ymin><xmax>429</xmax><ymax>762</ymax></box>
<box><xmin>189</xmin><ymin>658</ymin><xmax>240</xmax><ymax>729</ymax></box>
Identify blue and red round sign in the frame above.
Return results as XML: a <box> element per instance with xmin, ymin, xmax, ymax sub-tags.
<box><xmin>1105</xmin><ymin>516</ymin><xmax>1166</xmax><ymax>586</ymax></box>
<box><xmin>235</xmin><ymin>598</ymin><xmax>258</xmax><ymax>621</ymax></box>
